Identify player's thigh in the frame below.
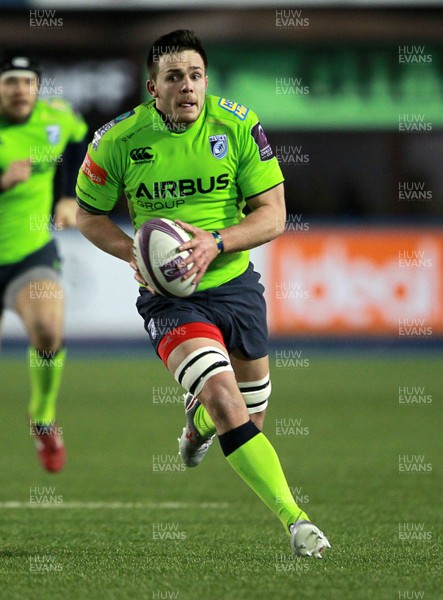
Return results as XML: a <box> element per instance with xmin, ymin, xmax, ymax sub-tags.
<box><xmin>230</xmin><ymin>350</ymin><xmax>269</xmax><ymax>381</ymax></box>
<box><xmin>3</xmin><ymin>241</ymin><xmax>64</xmax><ymax>347</ymax></box>
<box><xmin>167</xmin><ymin>336</ymin><xmax>241</xmax><ymax>404</ymax></box>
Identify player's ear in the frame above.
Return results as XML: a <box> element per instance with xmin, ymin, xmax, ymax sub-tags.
<box><xmin>204</xmin><ymin>75</ymin><xmax>208</xmax><ymax>90</ymax></box>
<box><xmin>147</xmin><ymin>79</ymin><xmax>157</xmax><ymax>98</ymax></box>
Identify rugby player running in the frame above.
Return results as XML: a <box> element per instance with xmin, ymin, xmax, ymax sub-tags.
<box><xmin>76</xmin><ymin>30</ymin><xmax>330</xmax><ymax>558</ymax></box>
<box><xmin>0</xmin><ymin>54</ymin><xmax>88</xmax><ymax>472</ymax></box>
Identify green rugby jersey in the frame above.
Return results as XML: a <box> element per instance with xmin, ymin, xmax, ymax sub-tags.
<box><xmin>0</xmin><ymin>98</ymin><xmax>88</xmax><ymax>265</ymax></box>
<box><xmin>76</xmin><ymin>95</ymin><xmax>284</xmax><ymax>290</ymax></box>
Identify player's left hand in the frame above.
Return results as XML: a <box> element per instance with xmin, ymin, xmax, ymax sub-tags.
<box><xmin>175</xmin><ymin>219</ymin><xmax>220</xmax><ymax>287</ymax></box>
<box><xmin>54</xmin><ymin>198</ymin><xmax>78</xmax><ymax>229</ymax></box>
<box><xmin>129</xmin><ymin>258</ymin><xmax>157</xmax><ymax>294</ymax></box>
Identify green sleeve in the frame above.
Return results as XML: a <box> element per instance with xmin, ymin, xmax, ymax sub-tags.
<box><xmin>236</xmin><ymin>109</ymin><xmax>284</xmax><ymax>199</ymax></box>
<box><xmin>76</xmin><ymin>137</ymin><xmax>123</xmax><ymax>214</ymax></box>
<box><xmin>68</xmin><ymin>109</ymin><xmax>88</xmax><ymax>144</ymax></box>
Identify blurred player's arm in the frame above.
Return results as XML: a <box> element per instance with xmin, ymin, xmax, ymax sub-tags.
<box><xmin>53</xmin><ymin>141</ymin><xmax>87</xmax><ymax>228</ymax></box>
<box><xmin>0</xmin><ymin>159</ymin><xmax>31</xmax><ymax>191</ymax></box>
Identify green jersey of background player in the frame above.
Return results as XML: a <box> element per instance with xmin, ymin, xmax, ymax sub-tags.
<box><xmin>0</xmin><ymin>90</ymin><xmax>86</xmax><ymax>265</ymax></box>
<box><xmin>76</xmin><ymin>29</ymin><xmax>330</xmax><ymax>559</ymax></box>
<box><xmin>0</xmin><ymin>54</ymin><xmax>87</xmax><ymax>472</ymax></box>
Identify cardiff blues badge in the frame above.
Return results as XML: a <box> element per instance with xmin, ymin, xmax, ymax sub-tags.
<box><xmin>209</xmin><ymin>134</ymin><xmax>228</xmax><ymax>160</ymax></box>
<box><xmin>46</xmin><ymin>125</ymin><xmax>60</xmax><ymax>145</ymax></box>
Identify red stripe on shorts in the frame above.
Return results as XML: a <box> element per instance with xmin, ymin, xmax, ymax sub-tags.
<box><xmin>158</xmin><ymin>321</ymin><xmax>226</xmax><ymax>365</ymax></box>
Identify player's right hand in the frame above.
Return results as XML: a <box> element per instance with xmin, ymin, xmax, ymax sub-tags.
<box><xmin>175</xmin><ymin>219</ymin><xmax>220</xmax><ymax>287</ymax></box>
<box><xmin>0</xmin><ymin>159</ymin><xmax>31</xmax><ymax>190</ymax></box>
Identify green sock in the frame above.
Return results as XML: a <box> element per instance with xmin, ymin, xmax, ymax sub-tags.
<box><xmin>194</xmin><ymin>403</ymin><xmax>216</xmax><ymax>437</ymax></box>
<box><xmin>220</xmin><ymin>422</ymin><xmax>309</xmax><ymax>532</ymax></box>
<box><xmin>28</xmin><ymin>347</ymin><xmax>66</xmax><ymax>425</ymax></box>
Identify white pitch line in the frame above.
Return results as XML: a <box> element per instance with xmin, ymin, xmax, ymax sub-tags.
<box><xmin>0</xmin><ymin>501</ymin><xmax>230</xmax><ymax>510</ymax></box>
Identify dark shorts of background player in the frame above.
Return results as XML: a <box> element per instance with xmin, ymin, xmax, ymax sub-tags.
<box><xmin>0</xmin><ymin>240</ymin><xmax>61</xmax><ymax>314</ymax></box>
<box><xmin>136</xmin><ymin>262</ymin><xmax>269</xmax><ymax>360</ymax></box>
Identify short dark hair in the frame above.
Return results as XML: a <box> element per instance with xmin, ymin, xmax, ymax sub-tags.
<box><xmin>147</xmin><ymin>29</ymin><xmax>208</xmax><ymax>79</ymax></box>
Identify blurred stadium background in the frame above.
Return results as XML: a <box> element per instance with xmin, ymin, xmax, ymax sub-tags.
<box><xmin>0</xmin><ymin>2</ymin><xmax>442</xmax><ymax>599</ymax></box>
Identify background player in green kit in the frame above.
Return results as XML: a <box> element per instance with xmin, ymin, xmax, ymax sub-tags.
<box><xmin>0</xmin><ymin>55</ymin><xmax>88</xmax><ymax>472</ymax></box>
<box><xmin>76</xmin><ymin>30</ymin><xmax>330</xmax><ymax>558</ymax></box>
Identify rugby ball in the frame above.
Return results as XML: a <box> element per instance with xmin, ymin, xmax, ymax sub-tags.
<box><xmin>133</xmin><ymin>218</ymin><xmax>196</xmax><ymax>297</ymax></box>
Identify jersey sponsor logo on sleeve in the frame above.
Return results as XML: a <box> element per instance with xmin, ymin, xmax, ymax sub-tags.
<box><xmin>209</xmin><ymin>134</ymin><xmax>228</xmax><ymax>160</ymax></box>
<box><xmin>81</xmin><ymin>152</ymin><xmax>108</xmax><ymax>185</ymax></box>
<box><xmin>46</xmin><ymin>125</ymin><xmax>60</xmax><ymax>145</ymax></box>
<box><xmin>115</xmin><ymin>110</ymin><xmax>135</xmax><ymax>122</ymax></box>
<box><xmin>218</xmin><ymin>98</ymin><xmax>249</xmax><ymax>121</ymax></box>
<box><xmin>251</xmin><ymin>122</ymin><xmax>274</xmax><ymax>162</ymax></box>
<box><xmin>92</xmin><ymin>109</ymin><xmax>135</xmax><ymax>149</ymax></box>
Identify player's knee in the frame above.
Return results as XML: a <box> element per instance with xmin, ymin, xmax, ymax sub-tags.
<box><xmin>238</xmin><ymin>375</ymin><xmax>271</xmax><ymax>415</ymax></box>
<box><xmin>199</xmin><ymin>372</ymin><xmax>249</xmax><ymax>428</ymax></box>
<box><xmin>31</xmin><ymin>318</ymin><xmax>61</xmax><ymax>351</ymax></box>
<box><xmin>198</xmin><ymin>371</ymin><xmax>239</xmax><ymax>406</ymax></box>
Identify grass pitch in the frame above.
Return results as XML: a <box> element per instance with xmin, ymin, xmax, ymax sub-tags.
<box><xmin>0</xmin><ymin>350</ymin><xmax>441</xmax><ymax>599</ymax></box>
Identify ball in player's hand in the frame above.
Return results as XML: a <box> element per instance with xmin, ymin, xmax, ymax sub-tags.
<box><xmin>133</xmin><ymin>218</ymin><xmax>196</xmax><ymax>297</ymax></box>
